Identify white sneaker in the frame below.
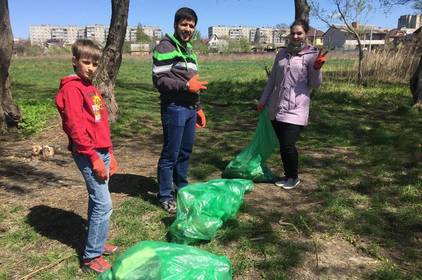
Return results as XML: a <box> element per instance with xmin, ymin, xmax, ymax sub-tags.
<box><xmin>275</xmin><ymin>177</ymin><xmax>300</xmax><ymax>190</ymax></box>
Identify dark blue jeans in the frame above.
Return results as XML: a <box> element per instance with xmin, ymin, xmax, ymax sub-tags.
<box><xmin>157</xmin><ymin>102</ymin><xmax>197</xmax><ymax>201</ymax></box>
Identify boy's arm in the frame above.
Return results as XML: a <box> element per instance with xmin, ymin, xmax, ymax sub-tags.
<box><xmin>60</xmin><ymin>87</ymin><xmax>100</xmax><ymax>163</ymax></box>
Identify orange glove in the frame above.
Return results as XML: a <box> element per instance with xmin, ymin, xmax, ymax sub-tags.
<box><xmin>196</xmin><ymin>109</ymin><xmax>206</xmax><ymax>128</ymax></box>
<box><xmin>313</xmin><ymin>48</ymin><xmax>329</xmax><ymax>70</ymax></box>
<box><xmin>187</xmin><ymin>74</ymin><xmax>208</xmax><ymax>93</ymax></box>
<box><xmin>92</xmin><ymin>158</ymin><xmax>108</xmax><ymax>181</ymax></box>
<box><xmin>109</xmin><ymin>154</ymin><xmax>118</xmax><ymax>177</ymax></box>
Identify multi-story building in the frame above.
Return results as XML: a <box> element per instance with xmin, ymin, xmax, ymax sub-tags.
<box><xmin>249</xmin><ymin>29</ymin><xmax>257</xmax><ymax>43</ymax></box>
<box><xmin>50</xmin><ymin>27</ymin><xmax>67</xmax><ymax>42</ymax></box>
<box><xmin>126</xmin><ymin>27</ymin><xmax>136</xmax><ymax>42</ymax></box>
<box><xmin>255</xmin><ymin>27</ymin><xmax>274</xmax><ymax>44</ymax></box>
<box><xmin>208</xmin><ymin>25</ymin><xmax>255</xmax><ymax>42</ymax></box>
<box><xmin>209</xmin><ymin>25</ymin><xmax>291</xmax><ymax>45</ymax></box>
<box><xmin>208</xmin><ymin>25</ymin><xmax>231</xmax><ymax>39</ymax></box>
<box><xmin>398</xmin><ymin>14</ymin><xmax>422</xmax><ymax>30</ymax></box>
<box><xmin>67</xmin><ymin>26</ymin><xmax>85</xmax><ymax>43</ymax></box>
<box><xmin>29</xmin><ymin>25</ymin><xmax>52</xmax><ymax>45</ymax></box>
<box><xmin>141</xmin><ymin>26</ymin><xmax>162</xmax><ymax>39</ymax></box>
<box><xmin>29</xmin><ymin>24</ymin><xmax>162</xmax><ymax>45</ymax></box>
<box><xmin>85</xmin><ymin>25</ymin><xmax>107</xmax><ymax>45</ymax></box>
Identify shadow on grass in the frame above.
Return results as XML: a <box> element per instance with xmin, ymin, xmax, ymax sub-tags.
<box><xmin>109</xmin><ymin>173</ymin><xmax>159</xmax><ymax>205</ymax></box>
<box><xmin>27</xmin><ymin>205</ymin><xmax>85</xmax><ymax>260</ymax></box>
<box><xmin>188</xmin><ymin>76</ymin><xmax>420</xmax><ymax>276</ymax></box>
<box><xmin>0</xmin><ymin>160</ymin><xmax>79</xmax><ymax>195</ymax></box>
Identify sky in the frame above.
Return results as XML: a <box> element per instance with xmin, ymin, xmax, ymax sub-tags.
<box><xmin>9</xmin><ymin>0</ymin><xmax>418</xmax><ymax>39</ymax></box>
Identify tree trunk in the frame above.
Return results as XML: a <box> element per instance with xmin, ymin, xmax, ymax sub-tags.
<box><xmin>295</xmin><ymin>0</ymin><xmax>310</xmax><ymax>23</ymax></box>
<box><xmin>93</xmin><ymin>0</ymin><xmax>130</xmax><ymax>122</ymax></box>
<box><xmin>356</xmin><ymin>36</ymin><xmax>364</xmax><ymax>85</ymax></box>
<box><xmin>410</xmin><ymin>55</ymin><xmax>422</xmax><ymax>107</ymax></box>
<box><xmin>0</xmin><ymin>0</ymin><xmax>21</xmax><ymax>132</ymax></box>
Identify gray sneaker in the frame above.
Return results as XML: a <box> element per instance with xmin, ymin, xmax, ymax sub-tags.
<box><xmin>275</xmin><ymin>177</ymin><xmax>300</xmax><ymax>190</ymax></box>
<box><xmin>160</xmin><ymin>199</ymin><xmax>177</xmax><ymax>214</ymax></box>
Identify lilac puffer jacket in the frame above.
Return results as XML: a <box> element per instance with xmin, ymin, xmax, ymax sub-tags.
<box><xmin>259</xmin><ymin>46</ymin><xmax>322</xmax><ymax>126</ymax></box>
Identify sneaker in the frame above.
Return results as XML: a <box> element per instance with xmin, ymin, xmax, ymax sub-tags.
<box><xmin>103</xmin><ymin>243</ymin><xmax>119</xmax><ymax>255</ymax></box>
<box><xmin>160</xmin><ymin>199</ymin><xmax>176</xmax><ymax>214</ymax></box>
<box><xmin>275</xmin><ymin>177</ymin><xmax>301</xmax><ymax>190</ymax></box>
<box><xmin>82</xmin><ymin>256</ymin><xmax>111</xmax><ymax>273</ymax></box>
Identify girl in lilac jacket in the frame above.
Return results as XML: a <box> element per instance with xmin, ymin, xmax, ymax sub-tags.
<box><xmin>258</xmin><ymin>19</ymin><xmax>327</xmax><ymax>189</ymax></box>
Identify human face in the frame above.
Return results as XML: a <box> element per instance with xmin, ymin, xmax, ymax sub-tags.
<box><xmin>290</xmin><ymin>25</ymin><xmax>306</xmax><ymax>45</ymax></box>
<box><xmin>72</xmin><ymin>57</ymin><xmax>98</xmax><ymax>81</ymax></box>
<box><xmin>175</xmin><ymin>19</ymin><xmax>196</xmax><ymax>43</ymax></box>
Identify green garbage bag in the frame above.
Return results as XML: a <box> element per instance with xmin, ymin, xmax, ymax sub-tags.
<box><xmin>98</xmin><ymin>241</ymin><xmax>232</xmax><ymax>280</ymax></box>
<box><xmin>222</xmin><ymin>109</ymin><xmax>279</xmax><ymax>182</ymax></box>
<box><xmin>170</xmin><ymin>179</ymin><xmax>253</xmax><ymax>244</ymax></box>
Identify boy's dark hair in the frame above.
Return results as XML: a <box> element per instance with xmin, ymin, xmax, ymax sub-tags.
<box><xmin>290</xmin><ymin>19</ymin><xmax>310</xmax><ymax>33</ymax></box>
<box><xmin>174</xmin><ymin>7</ymin><xmax>197</xmax><ymax>26</ymax></box>
<box><xmin>71</xmin><ymin>39</ymin><xmax>102</xmax><ymax>61</ymax></box>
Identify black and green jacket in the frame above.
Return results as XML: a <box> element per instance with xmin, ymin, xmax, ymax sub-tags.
<box><xmin>152</xmin><ymin>33</ymin><xmax>199</xmax><ymax>106</ymax></box>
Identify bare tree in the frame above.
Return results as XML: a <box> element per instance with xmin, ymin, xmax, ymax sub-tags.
<box><xmin>379</xmin><ymin>0</ymin><xmax>422</xmax><ymax>11</ymax></box>
<box><xmin>311</xmin><ymin>0</ymin><xmax>373</xmax><ymax>85</ymax></box>
<box><xmin>0</xmin><ymin>0</ymin><xmax>21</xmax><ymax>132</ymax></box>
<box><xmin>93</xmin><ymin>0</ymin><xmax>130</xmax><ymax>122</ymax></box>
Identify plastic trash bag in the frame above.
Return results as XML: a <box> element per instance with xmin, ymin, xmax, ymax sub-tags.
<box><xmin>169</xmin><ymin>179</ymin><xmax>254</xmax><ymax>244</ymax></box>
<box><xmin>98</xmin><ymin>241</ymin><xmax>232</xmax><ymax>280</ymax></box>
<box><xmin>223</xmin><ymin>109</ymin><xmax>279</xmax><ymax>182</ymax></box>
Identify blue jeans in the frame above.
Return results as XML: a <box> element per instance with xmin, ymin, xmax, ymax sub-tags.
<box><xmin>157</xmin><ymin>102</ymin><xmax>196</xmax><ymax>201</ymax></box>
<box><xmin>73</xmin><ymin>149</ymin><xmax>112</xmax><ymax>260</ymax></box>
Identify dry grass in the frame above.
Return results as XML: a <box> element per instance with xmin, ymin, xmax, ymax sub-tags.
<box><xmin>362</xmin><ymin>46</ymin><xmax>420</xmax><ymax>84</ymax></box>
<box><xmin>325</xmin><ymin>46</ymin><xmax>420</xmax><ymax>85</ymax></box>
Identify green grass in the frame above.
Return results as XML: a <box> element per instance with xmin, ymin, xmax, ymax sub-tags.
<box><xmin>2</xmin><ymin>55</ymin><xmax>421</xmax><ymax>279</ymax></box>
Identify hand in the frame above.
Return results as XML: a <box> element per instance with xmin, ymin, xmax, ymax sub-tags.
<box><xmin>92</xmin><ymin>158</ymin><xmax>108</xmax><ymax>181</ymax></box>
<box><xmin>187</xmin><ymin>74</ymin><xmax>208</xmax><ymax>93</ymax></box>
<box><xmin>196</xmin><ymin>109</ymin><xmax>206</xmax><ymax>128</ymax></box>
<box><xmin>313</xmin><ymin>48</ymin><xmax>329</xmax><ymax>70</ymax></box>
<box><xmin>257</xmin><ymin>103</ymin><xmax>265</xmax><ymax>112</ymax></box>
<box><xmin>109</xmin><ymin>154</ymin><xmax>118</xmax><ymax>177</ymax></box>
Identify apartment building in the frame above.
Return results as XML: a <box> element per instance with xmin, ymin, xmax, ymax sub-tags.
<box><xmin>29</xmin><ymin>25</ymin><xmax>52</xmax><ymax>45</ymax></box>
<box><xmin>85</xmin><ymin>25</ymin><xmax>107</xmax><ymax>44</ymax></box>
<box><xmin>208</xmin><ymin>25</ymin><xmax>255</xmax><ymax>42</ymax></box>
<box><xmin>255</xmin><ymin>27</ymin><xmax>277</xmax><ymax>44</ymax></box>
<box><xmin>398</xmin><ymin>14</ymin><xmax>422</xmax><ymax>30</ymax></box>
<box><xmin>208</xmin><ymin>25</ymin><xmax>290</xmax><ymax>45</ymax></box>
<box><xmin>29</xmin><ymin>24</ymin><xmax>162</xmax><ymax>45</ymax></box>
<box><xmin>141</xmin><ymin>26</ymin><xmax>162</xmax><ymax>39</ymax></box>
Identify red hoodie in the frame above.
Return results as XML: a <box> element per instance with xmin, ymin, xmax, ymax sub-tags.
<box><xmin>56</xmin><ymin>75</ymin><xmax>112</xmax><ymax>163</ymax></box>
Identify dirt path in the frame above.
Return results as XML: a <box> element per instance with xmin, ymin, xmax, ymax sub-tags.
<box><xmin>0</xmin><ymin>119</ymin><xmax>381</xmax><ymax>279</ymax></box>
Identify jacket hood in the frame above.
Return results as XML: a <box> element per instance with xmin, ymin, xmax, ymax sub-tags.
<box><xmin>59</xmin><ymin>75</ymin><xmax>90</xmax><ymax>89</ymax></box>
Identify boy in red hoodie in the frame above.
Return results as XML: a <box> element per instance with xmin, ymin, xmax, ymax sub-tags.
<box><xmin>56</xmin><ymin>39</ymin><xmax>118</xmax><ymax>273</ymax></box>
